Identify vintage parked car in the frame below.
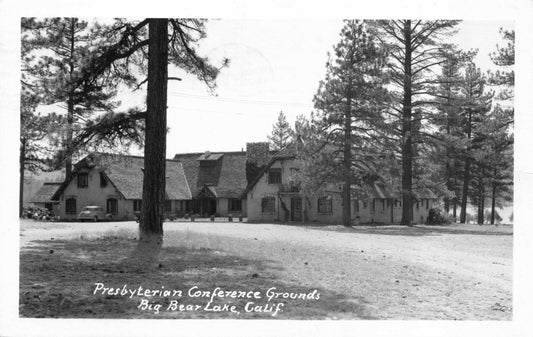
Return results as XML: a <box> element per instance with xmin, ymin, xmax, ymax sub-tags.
<box><xmin>78</xmin><ymin>206</ymin><xmax>105</xmax><ymax>222</ymax></box>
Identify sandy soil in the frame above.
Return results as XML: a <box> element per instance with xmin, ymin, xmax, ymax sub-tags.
<box><xmin>19</xmin><ymin>220</ymin><xmax>512</xmax><ymax>320</ymax></box>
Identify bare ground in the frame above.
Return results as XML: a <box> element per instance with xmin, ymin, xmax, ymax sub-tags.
<box><xmin>19</xmin><ymin>220</ymin><xmax>512</xmax><ymax>320</ymax></box>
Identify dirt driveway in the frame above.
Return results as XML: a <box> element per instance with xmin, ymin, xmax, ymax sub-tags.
<box><xmin>20</xmin><ymin>220</ymin><xmax>512</xmax><ymax>320</ymax></box>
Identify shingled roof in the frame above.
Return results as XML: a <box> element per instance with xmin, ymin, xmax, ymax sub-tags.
<box><xmin>51</xmin><ymin>153</ymin><xmax>191</xmax><ymax>200</ymax></box>
<box><xmin>242</xmin><ymin>141</ymin><xmax>303</xmax><ymax>196</ymax></box>
<box><xmin>173</xmin><ymin>151</ymin><xmax>248</xmax><ymax>199</ymax></box>
<box><xmin>350</xmin><ymin>183</ymin><xmax>437</xmax><ymax>200</ymax></box>
<box><xmin>31</xmin><ymin>182</ymin><xmax>61</xmax><ymax>203</ymax></box>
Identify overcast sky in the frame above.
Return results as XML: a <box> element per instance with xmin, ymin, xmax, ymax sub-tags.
<box><xmin>154</xmin><ymin>20</ymin><xmax>512</xmax><ymax>156</ymax></box>
<box><xmin>37</xmin><ymin>20</ymin><xmax>513</xmax><ymax>157</ymax></box>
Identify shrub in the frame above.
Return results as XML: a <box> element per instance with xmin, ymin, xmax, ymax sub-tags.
<box><xmin>427</xmin><ymin>208</ymin><xmax>453</xmax><ymax>225</ymax></box>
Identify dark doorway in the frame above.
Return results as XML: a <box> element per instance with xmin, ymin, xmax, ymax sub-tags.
<box><xmin>106</xmin><ymin>198</ymin><xmax>118</xmax><ymax>214</ymax></box>
<box><xmin>290</xmin><ymin>197</ymin><xmax>302</xmax><ymax>221</ymax></box>
<box><xmin>201</xmin><ymin>198</ymin><xmax>217</xmax><ymax>215</ymax></box>
<box><xmin>209</xmin><ymin>199</ymin><xmax>217</xmax><ymax>215</ymax></box>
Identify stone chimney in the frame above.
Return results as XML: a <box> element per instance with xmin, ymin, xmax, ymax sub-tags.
<box><xmin>245</xmin><ymin>142</ymin><xmax>271</xmax><ymax>184</ymax></box>
<box><xmin>246</xmin><ymin>142</ymin><xmax>270</xmax><ymax>167</ymax></box>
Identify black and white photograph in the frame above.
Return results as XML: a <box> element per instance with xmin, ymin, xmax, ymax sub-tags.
<box><xmin>1</xmin><ymin>0</ymin><xmax>533</xmax><ymax>336</ymax></box>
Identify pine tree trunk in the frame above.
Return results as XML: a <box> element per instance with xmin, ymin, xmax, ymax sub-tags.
<box><xmin>491</xmin><ymin>181</ymin><xmax>497</xmax><ymax>225</ymax></box>
<box><xmin>342</xmin><ymin>86</ymin><xmax>352</xmax><ymax>227</ymax></box>
<box><xmin>460</xmin><ymin>108</ymin><xmax>473</xmax><ymax>223</ymax></box>
<box><xmin>20</xmin><ymin>139</ymin><xmax>26</xmax><ymax>217</ymax></box>
<box><xmin>65</xmin><ymin>18</ymin><xmax>77</xmax><ymax>179</ymax></box>
<box><xmin>480</xmin><ymin>189</ymin><xmax>485</xmax><ymax>224</ymax></box>
<box><xmin>139</xmin><ymin>19</ymin><xmax>168</xmax><ymax>241</ymax></box>
<box><xmin>66</xmin><ymin>97</ymin><xmax>73</xmax><ymax>178</ymax></box>
<box><xmin>477</xmin><ymin>186</ymin><xmax>483</xmax><ymax>225</ymax></box>
<box><xmin>479</xmin><ymin>170</ymin><xmax>485</xmax><ymax>224</ymax></box>
<box><xmin>453</xmin><ymin>174</ymin><xmax>458</xmax><ymax>221</ymax></box>
<box><xmin>400</xmin><ymin>20</ymin><xmax>414</xmax><ymax>226</ymax></box>
<box><xmin>460</xmin><ymin>158</ymin><xmax>470</xmax><ymax>223</ymax></box>
<box><xmin>444</xmin><ymin>82</ymin><xmax>452</xmax><ymax>214</ymax></box>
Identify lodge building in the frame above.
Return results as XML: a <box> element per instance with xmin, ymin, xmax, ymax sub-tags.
<box><xmin>39</xmin><ymin>142</ymin><xmax>438</xmax><ymax>224</ymax></box>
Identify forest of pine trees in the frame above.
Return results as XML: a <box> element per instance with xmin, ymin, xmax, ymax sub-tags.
<box><xmin>21</xmin><ymin>18</ymin><xmax>513</xmax><ymax>234</ymax></box>
<box><xmin>293</xmin><ymin>20</ymin><xmax>513</xmax><ymax>226</ymax></box>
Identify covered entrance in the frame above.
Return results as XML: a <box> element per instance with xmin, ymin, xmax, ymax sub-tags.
<box><xmin>198</xmin><ymin>185</ymin><xmax>218</xmax><ymax>216</ymax></box>
<box><xmin>290</xmin><ymin>197</ymin><xmax>302</xmax><ymax>221</ymax></box>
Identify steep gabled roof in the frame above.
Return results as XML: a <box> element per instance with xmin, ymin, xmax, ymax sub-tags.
<box><xmin>350</xmin><ymin>183</ymin><xmax>438</xmax><ymax>200</ymax></box>
<box><xmin>31</xmin><ymin>182</ymin><xmax>61</xmax><ymax>203</ymax></box>
<box><xmin>242</xmin><ymin>141</ymin><xmax>301</xmax><ymax>197</ymax></box>
<box><xmin>413</xmin><ymin>187</ymin><xmax>438</xmax><ymax>200</ymax></box>
<box><xmin>51</xmin><ymin>153</ymin><xmax>191</xmax><ymax>201</ymax></box>
<box><xmin>241</xmin><ymin>138</ymin><xmax>439</xmax><ymax>201</ymax></box>
<box><xmin>351</xmin><ymin>182</ymin><xmax>396</xmax><ymax>199</ymax></box>
<box><xmin>173</xmin><ymin>151</ymin><xmax>248</xmax><ymax>199</ymax></box>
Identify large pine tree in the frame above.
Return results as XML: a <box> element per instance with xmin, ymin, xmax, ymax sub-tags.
<box><xmin>368</xmin><ymin>20</ymin><xmax>460</xmax><ymax>225</ymax></box>
<box><xmin>21</xmin><ymin>18</ymin><xmax>120</xmax><ymax>178</ymax></box>
<box><xmin>69</xmin><ymin>19</ymin><xmax>227</xmax><ymax>240</ymax></box>
<box><xmin>432</xmin><ymin>48</ymin><xmax>475</xmax><ymax>220</ymax></box>
<box><xmin>305</xmin><ymin>20</ymin><xmax>389</xmax><ymax>227</ymax></box>
<box><xmin>457</xmin><ymin>63</ymin><xmax>492</xmax><ymax>223</ymax></box>
<box><xmin>267</xmin><ymin>111</ymin><xmax>294</xmax><ymax>151</ymax></box>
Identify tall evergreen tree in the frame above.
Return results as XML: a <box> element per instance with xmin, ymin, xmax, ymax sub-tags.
<box><xmin>368</xmin><ymin>20</ymin><xmax>460</xmax><ymax>225</ymax></box>
<box><xmin>304</xmin><ymin>20</ymin><xmax>389</xmax><ymax>227</ymax></box>
<box><xmin>432</xmin><ymin>48</ymin><xmax>475</xmax><ymax>220</ymax></box>
<box><xmin>19</xmin><ymin>82</ymin><xmax>64</xmax><ymax>216</ymax></box>
<box><xmin>21</xmin><ymin>18</ymin><xmax>120</xmax><ymax>178</ymax></box>
<box><xmin>457</xmin><ymin>63</ymin><xmax>492</xmax><ymax>223</ymax></box>
<box><xmin>267</xmin><ymin>111</ymin><xmax>294</xmax><ymax>151</ymax></box>
<box><xmin>69</xmin><ymin>19</ymin><xmax>227</xmax><ymax>240</ymax></box>
<box><xmin>484</xmin><ymin>28</ymin><xmax>514</xmax><ymax>224</ymax></box>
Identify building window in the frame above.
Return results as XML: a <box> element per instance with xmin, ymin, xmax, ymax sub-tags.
<box><xmin>355</xmin><ymin>200</ymin><xmax>359</xmax><ymax>212</ymax></box>
<box><xmin>228</xmin><ymin>198</ymin><xmax>242</xmax><ymax>213</ymax></box>
<box><xmin>65</xmin><ymin>198</ymin><xmax>76</xmax><ymax>214</ymax></box>
<box><xmin>416</xmin><ymin>201</ymin><xmax>420</xmax><ymax>210</ymax></box>
<box><xmin>317</xmin><ymin>196</ymin><xmax>332</xmax><ymax>214</ymax></box>
<box><xmin>382</xmin><ymin>199</ymin><xmax>386</xmax><ymax>211</ymax></box>
<box><xmin>372</xmin><ymin>199</ymin><xmax>376</xmax><ymax>213</ymax></box>
<box><xmin>106</xmin><ymin>198</ymin><xmax>118</xmax><ymax>214</ymax></box>
<box><xmin>261</xmin><ymin>197</ymin><xmax>276</xmax><ymax>213</ymax></box>
<box><xmin>77</xmin><ymin>173</ymin><xmax>88</xmax><ymax>188</ymax></box>
<box><xmin>164</xmin><ymin>200</ymin><xmax>172</xmax><ymax>212</ymax></box>
<box><xmin>268</xmin><ymin>169</ymin><xmax>282</xmax><ymax>184</ymax></box>
<box><xmin>133</xmin><ymin>199</ymin><xmax>142</xmax><ymax>212</ymax></box>
<box><xmin>426</xmin><ymin>199</ymin><xmax>429</xmax><ymax>209</ymax></box>
<box><xmin>100</xmin><ymin>172</ymin><xmax>108</xmax><ymax>188</ymax></box>
<box><xmin>363</xmin><ymin>200</ymin><xmax>367</xmax><ymax>209</ymax></box>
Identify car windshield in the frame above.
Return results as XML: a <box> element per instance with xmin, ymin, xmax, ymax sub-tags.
<box><xmin>83</xmin><ymin>207</ymin><xmax>100</xmax><ymax>211</ymax></box>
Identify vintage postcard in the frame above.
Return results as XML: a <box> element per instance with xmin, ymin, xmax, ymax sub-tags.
<box><xmin>1</xmin><ymin>0</ymin><xmax>532</xmax><ymax>336</ymax></box>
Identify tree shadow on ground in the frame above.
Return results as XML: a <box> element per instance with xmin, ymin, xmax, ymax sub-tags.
<box><xmin>296</xmin><ymin>224</ymin><xmax>513</xmax><ymax>237</ymax></box>
<box><xmin>20</xmin><ymin>236</ymin><xmax>372</xmax><ymax>319</ymax></box>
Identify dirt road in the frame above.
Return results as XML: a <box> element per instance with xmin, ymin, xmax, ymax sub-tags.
<box><xmin>20</xmin><ymin>220</ymin><xmax>512</xmax><ymax>319</ymax></box>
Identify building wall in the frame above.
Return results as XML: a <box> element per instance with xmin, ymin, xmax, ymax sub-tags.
<box><xmin>247</xmin><ymin>158</ymin><xmax>437</xmax><ymax>224</ymax></box>
<box><xmin>58</xmin><ymin>168</ymin><xmax>186</xmax><ymax>221</ymax></box>
<box><xmin>58</xmin><ymin>168</ymin><xmax>131</xmax><ymax>220</ymax></box>
<box><xmin>214</xmin><ymin>198</ymin><xmax>247</xmax><ymax>217</ymax></box>
<box><xmin>247</xmin><ymin>159</ymin><xmax>299</xmax><ymax>222</ymax></box>
<box><xmin>305</xmin><ymin>194</ymin><xmax>344</xmax><ymax>224</ymax></box>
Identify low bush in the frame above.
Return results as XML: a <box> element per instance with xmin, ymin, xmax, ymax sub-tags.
<box><xmin>427</xmin><ymin>208</ymin><xmax>453</xmax><ymax>225</ymax></box>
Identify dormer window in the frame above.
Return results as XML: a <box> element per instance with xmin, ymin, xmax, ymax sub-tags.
<box><xmin>77</xmin><ymin>173</ymin><xmax>88</xmax><ymax>188</ymax></box>
<box><xmin>268</xmin><ymin>168</ymin><xmax>282</xmax><ymax>184</ymax></box>
<box><xmin>100</xmin><ymin>172</ymin><xmax>108</xmax><ymax>187</ymax></box>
